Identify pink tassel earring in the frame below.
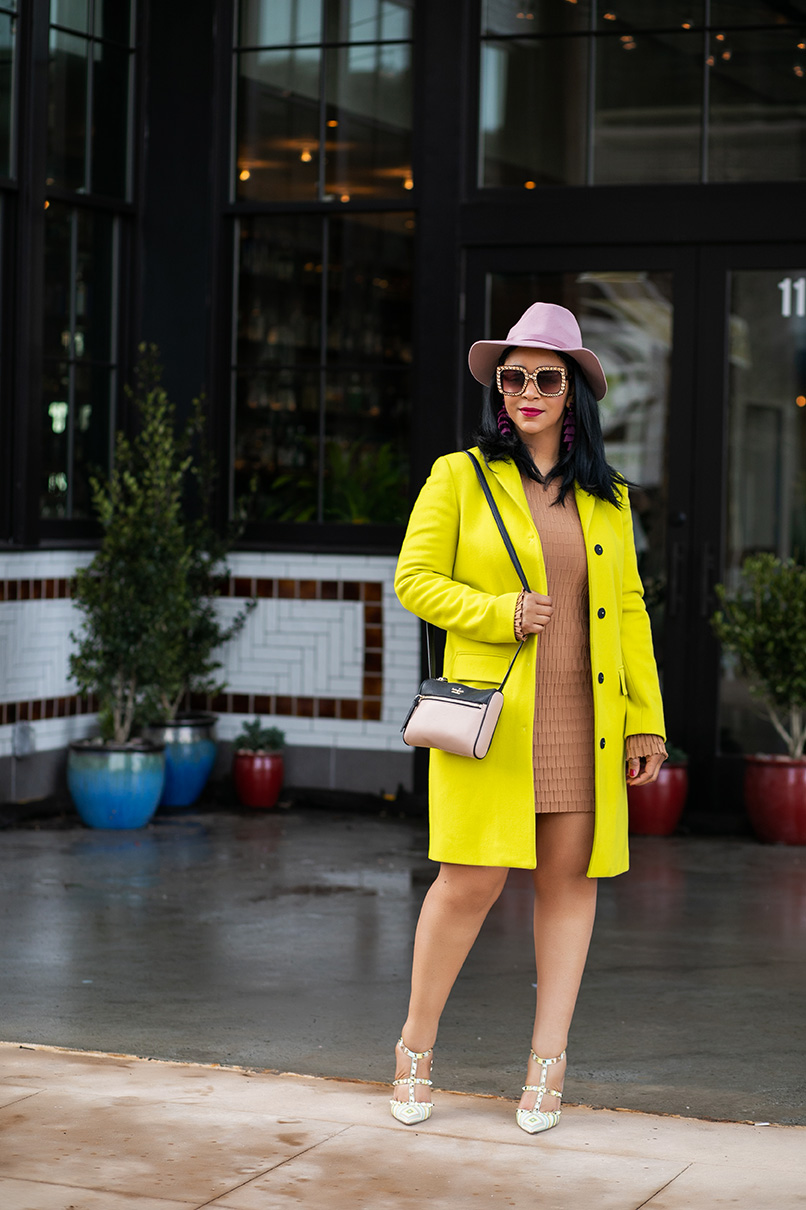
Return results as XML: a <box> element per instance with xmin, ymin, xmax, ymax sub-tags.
<box><xmin>497</xmin><ymin>405</ymin><xmax>513</xmax><ymax>438</ymax></box>
<box><xmin>562</xmin><ymin>403</ymin><xmax>576</xmax><ymax>449</ymax></box>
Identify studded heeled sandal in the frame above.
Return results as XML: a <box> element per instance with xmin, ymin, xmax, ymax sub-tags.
<box><xmin>516</xmin><ymin>1048</ymin><xmax>566</xmax><ymax>1135</ymax></box>
<box><xmin>390</xmin><ymin>1037</ymin><xmax>434</xmax><ymax>1125</ymax></box>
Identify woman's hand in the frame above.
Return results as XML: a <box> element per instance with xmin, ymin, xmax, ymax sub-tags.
<box><xmin>520</xmin><ymin>591</ymin><xmax>554</xmax><ymax>635</ymax></box>
<box><xmin>626</xmin><ymin>752</ymin><xmax>666</xmax><ymax>787</ymax></box>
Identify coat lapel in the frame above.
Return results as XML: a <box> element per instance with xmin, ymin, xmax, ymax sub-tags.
<box><xmin>483</xmin><ymin>456</ymin><xmax>533</xmax><ymax>527</ymax></box>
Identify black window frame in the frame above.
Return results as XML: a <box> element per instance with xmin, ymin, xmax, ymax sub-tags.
<box><xmin>217</xmin><ymin>0</ymin><xmax>420</xmax><ymax>554</ymax></box>
<box><xmin>1</xmin><ymin>0</ymin><xmax>144</xmax><ymax>549</ymax></box>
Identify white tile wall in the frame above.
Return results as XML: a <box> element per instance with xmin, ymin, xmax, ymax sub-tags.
<box><xmin>0</xmin><ymin>550</ymin><xmax>421</xmax><ymax>757</ymax></box>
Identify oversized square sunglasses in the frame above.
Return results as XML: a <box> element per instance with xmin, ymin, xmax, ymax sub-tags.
<box><xmin>496</xmin><ymin>364</ymin><xmax>568</xmax><ymax>397</ymax></box>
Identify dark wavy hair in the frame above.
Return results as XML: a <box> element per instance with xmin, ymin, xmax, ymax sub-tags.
<box><xmin>473</xmin><ymin>347</ymin><xmax>624</xmax><ymax>508</ymax></box>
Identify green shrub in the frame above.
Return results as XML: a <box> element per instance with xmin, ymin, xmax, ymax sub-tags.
<box><xmin>712</xmin><ymin>553</ymin><xmax>806</xmax><ymax>758</ymax></box>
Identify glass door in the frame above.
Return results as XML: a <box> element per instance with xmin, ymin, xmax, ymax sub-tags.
<box><xmin>463</xmin><ymin>247</ymin><xmax>698</xmax><ymax>735</ymax></box>
<box><xmin>719</xmin><ymin>264</ymin><xmax>806</xmax><ymax>756</ymax></box>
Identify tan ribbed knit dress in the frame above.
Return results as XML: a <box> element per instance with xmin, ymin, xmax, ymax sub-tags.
<box><xmin>522</xmin><ymin>477</ymin><xmax>595</xmax><ymax>813</ymax></box>
<box><xmin>521</xmin><ymin>477</ymin><xmax>666</xmax><ymax>813</ymax></box>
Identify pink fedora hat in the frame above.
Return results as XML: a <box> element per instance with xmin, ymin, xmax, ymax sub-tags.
<box><xmin>468</xmin><ymin>302</ymin><xmax>607</xmax><ymax>400</ymax></box>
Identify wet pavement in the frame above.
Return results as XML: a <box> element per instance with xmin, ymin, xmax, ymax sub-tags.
<box><xmin>0</xmin><ymin>804</ymin><xmax>804</xmax><ymax>1127</ymax></box>
<box><xmin>2</xmin><ymin>1043</ymin><xmax>804</xmax><ymax>1210</ymax></box>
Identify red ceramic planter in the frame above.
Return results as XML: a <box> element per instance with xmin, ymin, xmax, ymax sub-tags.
<box><xmin>627</xmin><ymin>764</ymin><xmax>688</xmax><ymax>836</ymax></box>
<box><xmin>744</xmin><ymin>755</ymin><xmax>806</xmax><ymax>845</ymax></box>
<box><xmin>233</xmin><ymin>751</ymin><xmax>284</xmax><ymax>809</ymax></box>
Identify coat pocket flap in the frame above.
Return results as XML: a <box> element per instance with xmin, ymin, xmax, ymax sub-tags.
<box><xmin>450</xmin><ymin>652</ymin><xmax>513</xmax><ymax>685</ymax></box>
<box><xmin>618</xmin><ymin>665</ymin><xmax>629</xmax><ymax>696</ymax></box>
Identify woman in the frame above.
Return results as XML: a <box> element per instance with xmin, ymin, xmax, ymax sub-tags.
<box><xmin>391</xmin><ymin>301</ymin><xmax>666</xmax><ymax>1133</ymax></box>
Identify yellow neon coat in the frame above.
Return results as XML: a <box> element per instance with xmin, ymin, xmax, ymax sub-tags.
<box><xmin>394</xmin><ymin>449</ymin><xmax>666</xmax><ymax>878</ymax></box>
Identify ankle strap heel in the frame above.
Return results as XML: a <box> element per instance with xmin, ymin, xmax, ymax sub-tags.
<box><xmin>516</xmin><ymin>1049</ymin><xmax>566</xmax><ymax>1136</ymax></box>
<box><xmin>390</xmin><ymin>1037</ymin><xmax>434</xmax><ymax>1125</ymax></box>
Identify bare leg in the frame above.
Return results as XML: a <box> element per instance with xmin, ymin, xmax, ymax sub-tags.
<box><xmin>518</xmin><ymin>812</ymin><xmax>597</xmax><ymax>1114</ymax></box>
<box><xmin>394</xmin><ymin>862</ymin><xmax>509</xmax><ymax>1102</ymax></box>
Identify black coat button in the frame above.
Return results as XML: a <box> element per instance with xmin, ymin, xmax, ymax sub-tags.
<box><xmin>598</xmin><ymin>673</ymin><xmax>604</xmax><ymax>683</ymax></box>
<box><xmin>600</xmin><ymin>738</ymin><xmax>606</xmax><ymax>749</ymax></box>
<box><xmin>597</xmin><ymin>607</ymin><xmax>606</xmax><ymax>618</ymax></box>
<box><xmin>594</xmin><ymin>544</ymin><xmax>603</xmax><ymax>555</ymax></box>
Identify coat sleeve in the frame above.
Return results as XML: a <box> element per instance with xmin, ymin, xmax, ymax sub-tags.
<box><xmin>619</xmin><ymin>489</ymin><xmax>667</xmax><ymax>738</ymax></box>
<box><xmin>394</xmin><ymin>457</ymin><xmax>521</xmax><ymax>644</ymax></box>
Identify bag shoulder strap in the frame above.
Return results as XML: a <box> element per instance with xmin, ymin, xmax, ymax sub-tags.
<box><xmin>423</xmin><ymin>451</ymin><xmax>531</xmax><ymax>686</ymax></box>
<box><xmin>464</xmin><ymin>450</ymin><xmax>531</xmax><ymax>593</ymax></box>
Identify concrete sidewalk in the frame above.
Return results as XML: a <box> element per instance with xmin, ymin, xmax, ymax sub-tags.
<box><xmin>0</xmin><ymin>1043</ymin><xmax>803</xmax><ymax>1209</ymax></box>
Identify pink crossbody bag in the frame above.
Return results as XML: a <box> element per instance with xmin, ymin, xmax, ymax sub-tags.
<box><xmin>401</xmin><ymin>452</ymin><xmax>530</xmax><ymax>760</ymax></box>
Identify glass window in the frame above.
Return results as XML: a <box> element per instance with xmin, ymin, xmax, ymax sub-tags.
<box><xmin>50</xmin><ymin>0</ymin><xmax>90</xmax><ymax>34</ymax></box>
<box><xmin>0</xmin><ymin>7</ymin><xmax>16</xmax><ymax>179</ymax></box>
<box><xmin>235</xmin><ymin>0</ymin><xmax>414</xmax><ymax>201</ymax></box>
<box><xmin>47</xmin><ymin>1</ymin><xmax>134</xmax><ymax>198</ymax></box>
<box><xmin>592</xmin><ymin>30</ymin><xmax>703</xmax><ymax>186</ymax></box>
<box><xmin>708</xmin><ymin>29</ymin><xmax>806</xmax><ymax>184</ymax></box>
<box><xmin>480</xmin><ymin>37</ymin><xmax>589</xmax><ymax>188</ymax></box>
<box><xmin>41</xmin><ymin>204</ymin><xmax>117</xmax><ymax>519</ymax></box>
<box><xmin>240</xmin><ymin>0</ymin><xmax>322</xmax><ymax>47</ymax></box>
<box><xmin>488</xmin><ymin>269</ymin><xmax>674</xmax><ymax>663</ymax></box>
<box><xmin>720</xmin><ymin>268</ymin><xmax>806</xmax><ymax>754</ymax></box>
<box><xmin>233</xmin><ymin>211</ymin><xmax>414</xmax><ymax>525</ymax></box>
<box><xmin>479</xmin><ymin>2</ymin><xmax>806</xmax><ymax>186</ymax></box>
<box><xmin>48</xmin><ymin>29</ymin><xmax>88</xmax><ymax>191</ymax></box>
<box><xmin>237</xmin><ymin>48</ymin><xmax>321</xmax><ymax>202</ymax></box>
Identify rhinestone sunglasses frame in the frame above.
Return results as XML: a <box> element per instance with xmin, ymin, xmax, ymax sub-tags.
<box><xmin>496</xmin><ymin>364</ymin><xmax>569</xmax><ymax>398</ymax></box>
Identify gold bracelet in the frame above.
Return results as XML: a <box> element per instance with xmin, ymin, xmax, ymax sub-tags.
<box><xmin>514</xmin><ymin>589</ymin><xmax>526</xmax><ymax>642</ymax></box>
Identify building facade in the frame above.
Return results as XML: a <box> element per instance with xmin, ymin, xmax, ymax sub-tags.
<box><xmin>2</xmin><ymin>0</ymin><xmax>806</xmax><ymax>826</ymax></box>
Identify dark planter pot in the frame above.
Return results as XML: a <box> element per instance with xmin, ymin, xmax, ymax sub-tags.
<box><xmin>233</xmin><ymin>751</ymin><xmax>284</xmax><ymax>809</ymax></box>
<box><xmin>143</xmin><ymin>713</ymin><xmax>217</xmax><ymax>807</ymax></box>
<box><xmin>627</xmin><ymin>764</ymin><xmax>689</xmax><ymax>836</ymax></box>
<box><xmin>67</xmin><ymin>739</ymin><xmax>166</xmax><ymax>830</ymax></box>
<box><xmin>744</xmin><ymin>755</ymin><xmax>806</xmax><ymax>845</ymax></box>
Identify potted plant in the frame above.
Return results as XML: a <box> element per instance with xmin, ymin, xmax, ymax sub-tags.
<box><xmin>67</xmin><ymin>354</ymin><xmax>196</xmax><ymax>828</ymax></box>
<box><xmin>232</xmin><ymin>720</ymin><xmax>285</xmax><ymax>809</ymax></box>
<box><xmin>627</xmin><ymin>744</ymin><xmax>688</xmax><ymax>836</ymax></box>
<box><xmin>712</xmin><ymin>553</ymin><xmax>806</xmax><ymax>844</ymax></box>
<box><xmin>129</xmin><ymin>348</ymin><xmax>254</xmax><ymax>807</ymax></box>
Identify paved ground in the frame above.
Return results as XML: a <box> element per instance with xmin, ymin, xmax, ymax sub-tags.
<box><xmin>1</xmin><ymin>804</ymin><xmax>804</xmax><ymax>1128</ymax></box>
<box><xmin>1</xmin><ymin>1043</ymin><xmax>804</xmax><ymax>1210</ymax></box>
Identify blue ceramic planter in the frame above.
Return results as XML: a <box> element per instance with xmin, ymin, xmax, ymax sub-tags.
<box><xmin>67</xmin><ymin>740</ymin><xmax>166</xmax><ymax>830</ymax></box>
<box><xmin>143</xmin><ymin>714</ymin><xmax>217</xmax><ymax>807</ymax></box>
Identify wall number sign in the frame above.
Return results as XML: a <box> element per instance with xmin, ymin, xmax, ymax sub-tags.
<box><xmin>778</xmin><ymin>276</ymin><xmax>806</xmax><ymax>318</ymax></box>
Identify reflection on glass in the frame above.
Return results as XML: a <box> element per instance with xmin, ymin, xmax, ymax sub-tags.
<box><xmin>237</xmin><ymin>214</ymin><xmax>322</xmax><ymax>365</ymax></box>
<box><xmin>595</xmin><ymin>1</ymin><xmax>704</xmax><ymax>28</ymax></box>
<box><xmin>720</xmin><ymin>268</ymin><xmax>806</xmax><ymax>753</ymax></box>
<box><xmin>324</xmin><ymin>42</ymin><xmax>412</xmax><ymax>198</ymax></box>
<box><xmin>72</xmin><ymin>363</ymin><xmax>112</xmax><ymax>517</ymax></box>
<box><xmin>323</xmin><ymin>370</ymin><xmax>409</xmax><ymax>523</ymax></box>
<box><xmin>711</xmin><ymin>1</ymin><xmax>806</xmax><ymax>24</ymax></box>
<box><xmin>481</xmin><ymin>0</ymin><xmax>589</xmax><ymax>37</ymax></box>
<box><xmin>50</xmin><ymin>0</ymin><xmax>89</xmax><ymax>33</ymax></box>
<box><xmin>76</xmin><ymin>208</ymin><xmax>113</xmax><ymax>360</ymax></box>
<box><xmin>93</xmin><ymin>0</ymin><xmax>132</xmax><ymax>44</ymax></box>
<box><xmin>325</xmin><ymin>0</ymin><xmax>413</xmax><ymax>43</ymax></box>
<box><xmin>235</xmin><ymin>370</ymin><xmax>320</xmax><ymax>522</ymax></box>
<box><xmin>488</xmin><ymin>270</ymin><xmax>673</xmax><ymax>660</ymax></box>
<box><xmin>327</xmin><ymin>212</ymin><xmax>414</xmax><ymax>363</ymax></box>
<box><xmin>41</xmin><ymin>362</ymin><xmax>71</xmax><ymax>518</ymax></box>
<box><xmin>91</xmin><ymin>40</ymin><xmax>130</xmax><ymax>196</ymax></box>
<box><xmin>709</xmin><ymin>30</ymin><xmax>806</xmax><ymax>183</ymax></box>
<box><xmin>43</xmin><ymin>203</ymin><xmax>72</xmax><ymax>358</ymax></box>
<box><xmin>48</xmin><ymin>29</ymin><xmax>88</xmax><ymax>190</ymax></box>
<box><xmin>237</xmin><ymin>48</ymin><xmax>320</xmax><ymax>200</ymax></box>
<box><xmin>239</xmin><ymin>0</ymin><xmax>321</xmax><ymax>47</ymax></box>
<box><xmin>0</xmin><ymin>13</ymin><xmax>14</xmax><ymax>178</ymax></box>
<box><xmin>479</xmin><ymin>38</ymin><xmax>588</xmax><ymax>187</ymax></box>
<box><xmin>593</xmin><ymin>31</ymin><xmax>702</xmax><ymax>185</ymax></box>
